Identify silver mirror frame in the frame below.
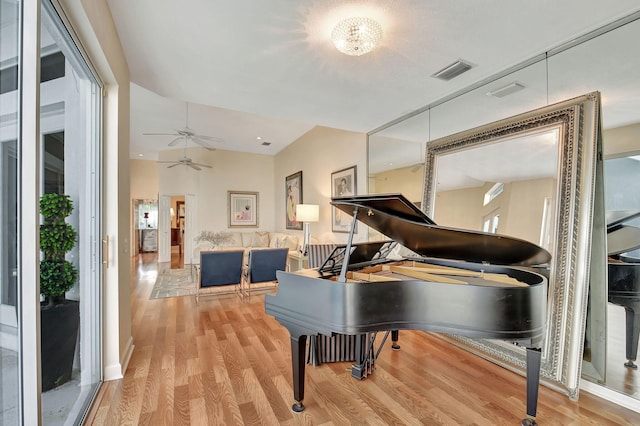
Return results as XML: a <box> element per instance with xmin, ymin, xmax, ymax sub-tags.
<box><xmin>423</xmin><ymin>92</ymin><xmax>604</xmax><ymax>399</ymax></box>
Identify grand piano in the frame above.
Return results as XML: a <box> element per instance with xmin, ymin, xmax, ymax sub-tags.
<box><xmin>606</xmin><ymin>210</ymin><xmax>640</xmax><ymax>369</ymax></box>
<box><xmin>265</xmin><ymin>194</ymin><xmax>551</xmax><ymax>425</ymax></box>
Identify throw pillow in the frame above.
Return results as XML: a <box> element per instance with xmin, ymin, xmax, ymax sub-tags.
<box><xmin>250</xmin><ymin>231</ymin><xmax>270</xmax><ymax>247</ymax></box>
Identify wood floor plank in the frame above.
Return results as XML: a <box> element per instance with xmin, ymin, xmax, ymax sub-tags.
<box><xmin>84</xmin><ymin>254</ymin><xmax>640</xmax><ymax>425</ymax></box>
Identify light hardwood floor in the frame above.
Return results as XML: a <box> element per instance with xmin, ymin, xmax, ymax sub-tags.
<box><xmin>85</xmin><ymin>253</ymin><xmax>640</xmax><ymax>425</ymax></box>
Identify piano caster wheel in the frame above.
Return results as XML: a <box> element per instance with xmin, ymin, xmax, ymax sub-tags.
<box><xmin>392</xmin><ymin>343</ymin><xmax>400</xmax><ymax>350</ymax></box>
<box><xmin>521</xmin><ymin>418</ymin><xmax>537</xmax><ymax>426</ymax></box>
<box><xmin>292</xmin><ymin>402</ymin><xmax>305</xmax><ymax>413</ymax></box>
<box><xmin>624</xmin><ymin>360</ymin><xmax>638</xmax><ymax>369</ymax></box>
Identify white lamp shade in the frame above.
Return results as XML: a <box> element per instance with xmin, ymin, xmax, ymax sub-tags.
<box><xmin>296</xmin><ymin>204</ymin><xmax>319</xmax><ymax>222</ymax></box>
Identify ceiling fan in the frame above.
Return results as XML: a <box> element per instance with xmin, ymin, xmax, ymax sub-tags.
<box><xmin>157</xmin><ymin>155</ymin><xmax>211</xmax><ymax>171</ymax></box>
<box><xmin>144</xmin><ymin>102</ymin><xmax>224</xmax><ymax>151</ymax></box>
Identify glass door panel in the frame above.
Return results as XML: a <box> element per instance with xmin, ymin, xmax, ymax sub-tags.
<box><xmin>0</xmin><ymin>0</ymin><xmax>21</xmax><ymax>423</ymax></box>
<box><xmin>40</xmin><ymin>2</ymin><xmax>102</xmax><ymax>424</ymax></box>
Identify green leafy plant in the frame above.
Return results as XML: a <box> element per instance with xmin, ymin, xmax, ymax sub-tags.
<box><xmin>40</xmin><ymin>194</ymin><xmax>78</xmax><ymax>307</ymax></box>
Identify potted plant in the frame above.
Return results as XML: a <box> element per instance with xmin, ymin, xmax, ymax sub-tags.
<box><xmin>39</xmin><ymin>193</ymin><xmax>80</xmax><ymax>391</ymax></box>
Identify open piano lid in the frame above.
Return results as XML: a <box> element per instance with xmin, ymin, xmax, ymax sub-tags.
<box><xmin>331</xmin><ymin>193</ymin><xmax>551</xmax><ymax>267</ymax></box>
<box><xmin>606</xmin><ymin>210</ymin><xmax>640</xmax><ymax>256</ymax></box>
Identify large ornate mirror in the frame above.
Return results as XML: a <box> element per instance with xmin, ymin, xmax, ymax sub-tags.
<box><xmin>423</xmin><ymin>92</ymin><xmax>605</xmax><ymax>397</ymax></box>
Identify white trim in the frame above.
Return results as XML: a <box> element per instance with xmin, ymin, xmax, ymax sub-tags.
<box><xmin>580</xmin><ymin>379</ymin><xmax>640</xmax><ymax>414</ymax></box>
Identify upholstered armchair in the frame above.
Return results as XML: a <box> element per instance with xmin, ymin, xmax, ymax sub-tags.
<box><xmin>196</xmin><ymin>250</ymin><xmax>244</xmax><ymax>303</ymax></box>
<box><xmin>241</xmin><ymin>247</ymin><xmax>289</xmax><ymax>297</ymax></box>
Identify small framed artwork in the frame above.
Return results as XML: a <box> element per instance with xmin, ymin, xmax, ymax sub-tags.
<box><xmin>331</xmin><ymin>165</ymin><xmax>357</xmax><ymax>233</ymax></box>
<box><xmin>228</xmin><ymin>191</ymin><xmax>259</xmax><ymax>228</ymax></box>
<box><xmin>285</xmin><ymin>171</ymin><xmax>303</xmax><ymax>230</ymax></box>
<box><xmin>177</xmin><ymin>200</ymin><xmax>185</xmax><ymax>218</ymax></box>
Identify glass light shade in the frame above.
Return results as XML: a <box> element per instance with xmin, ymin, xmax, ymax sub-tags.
<box><xmin>296</xmin><ymin>204</ymin><xmax>319</xmax><ymax>222</ymax></box>
<box><xmin>331</xmin><ymin>17</ymin><xmax>383</xmax><ymax>56</ymax></box>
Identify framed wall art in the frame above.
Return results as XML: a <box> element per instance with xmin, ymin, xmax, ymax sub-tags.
<box><xmin>285</xmin><ymin>171</ymin><xmax>303</xmax><ymax>230</ymax></box>
<box><xmin>228</xmin><ymin>191</ymin><xmax>259</xmax><ymax>228</ymax></box>
<box><xmin>331</xmin><ymin>165</ymin><xmax>357</xmax><ymax>233</ymax></box>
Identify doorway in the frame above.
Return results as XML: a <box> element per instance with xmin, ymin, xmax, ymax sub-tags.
<box><xmin>170</xmin><ymin>196</ymin><xmax>185</xmax><ymax>268</ymax></box>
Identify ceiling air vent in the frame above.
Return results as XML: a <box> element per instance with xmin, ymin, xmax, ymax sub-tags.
<box><xmin>261</xmin><ymin>141</ymin><xmax>271</xmax><ymax>146</ymax></box>
<box><xmin>486</xmin><ymin>82</ymin><xmax>525</xmax><ymax>98</ymax></box>
<box><xmin>431</xmin><ymin>60</ymin><xmax>473</xmax><ymax>81</ymax></box>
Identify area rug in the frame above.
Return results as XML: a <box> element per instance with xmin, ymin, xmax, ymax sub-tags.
<box><xmin>150</xmin><ymin>268</ymin><xmax>195</xmax><ymax>299</ymax></box>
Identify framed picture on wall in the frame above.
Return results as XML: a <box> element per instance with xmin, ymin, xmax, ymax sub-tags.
<box><xmin>285</xmin><ymin>171</ymin><xmax>303</xmax><ymax>230</ymax></box>
<box><xmin>177</xmin><ymin>200</ymin><xmax>185</xmax><ymax>219</ymax></box>
<box><xmin>331</xmin><ymin>165</ymin><xmax>357</xmax><ymax>233</ymax></box>
<box><xmin>228</xmin><ymin>191</ymin><xmax>259</xmax><ymax>228</ymax></box>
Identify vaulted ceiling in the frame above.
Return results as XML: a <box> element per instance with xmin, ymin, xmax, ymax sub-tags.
<box><xmin>106</xmin><ymin>1</ymin><xmax>640</xmax><ymax>161</ymax></box>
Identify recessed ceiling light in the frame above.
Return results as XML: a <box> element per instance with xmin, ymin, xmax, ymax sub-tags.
<box><xmin>138</xmin><ymin>153</ymin><xmax>144</xmax><ymax>157</ymax></box>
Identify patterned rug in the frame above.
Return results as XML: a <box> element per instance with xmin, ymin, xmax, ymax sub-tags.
<box><xmin>150</xmin><ymin>268</ymin><xmax>195</xmax><ymax>299</ymax></box>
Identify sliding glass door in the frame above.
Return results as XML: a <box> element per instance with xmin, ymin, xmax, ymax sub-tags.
<box><xmin>1</xmin><ymin>1</ymin><xmax>103</xmax><ymax>423</ymax></box>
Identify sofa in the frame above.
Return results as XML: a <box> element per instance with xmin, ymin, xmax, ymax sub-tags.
<box><xmin>190</xmin><ymin>231</ymin><xmax>302</xmax><ymax>280</ymax></box>
<box><xmin>190</xmin><ymin>230</ymin><xmax>300</xmax><ymax>269</ymax></box>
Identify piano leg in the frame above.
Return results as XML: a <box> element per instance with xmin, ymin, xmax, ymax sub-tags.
<box><xmin>624</xmin><ymin>306</ymin><xmax>640</xmax><ymax>369</ymax></box>
<box><xmin>291</xmin><ymin>335</ymin><xmax>307</xmax><ymax>412</ymax></box>
<box><xmin>522</xmin><ymin>347</ymin><xmax>542</xmax><ymax>426</ymax></box>
<box><xmin>391</xmin><ymin>330</ymin><xmax>400</xmax><ymax>350</ymax></box>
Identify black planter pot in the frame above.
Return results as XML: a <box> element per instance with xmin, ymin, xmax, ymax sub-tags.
<box><xmin>40</xmin><ymin>299</ymin><xmax>80</xmax><ymax>391</ymax></box>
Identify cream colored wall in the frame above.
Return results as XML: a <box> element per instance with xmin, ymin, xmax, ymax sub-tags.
<box><xmin>274</xmin><ymin>126</ymin><xmax>367</xmax><ymax>244</ymax></box>
<box><xmin>130</xmin><ymin>159</ymin><xmax>159</xmax><ymax>199</ymax></box>
<box><xmin>372</xmin><ymin>165</ymin><xmax>424</xmax><ymax>205</ymax></box>
<box><xmin>603</xmin><ymin>122</ymin><xmax>640</xmax><ymax>157</ymax></box>
<box><xmin>62</xmin><ymin>0</ymin><xmax>133</xmax><ymax>380</ymax></box>
<box><xmin>157</xmin><ymin>148</ymin><xmax>275</xmax><ymax>238</ymax></box>
<box><xmin>434</xmin><ymin>186</ymin><xmax>485</xmax><ymax>229</ymax></box>
<box><xmin>434</xmin><ymin>177</ymin><xmax>556</xmax><ymax>245</ymax></box>
<box><xmin>504</xmin><ymin>178</ymin><xmax>557</xmax><ymax>243</ymax></box>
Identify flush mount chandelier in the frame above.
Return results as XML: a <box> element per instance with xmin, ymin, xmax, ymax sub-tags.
<box><xmin>331</xmin><ymin>17</ymin><xmax>383</xmax><ymax>56</ymax></box>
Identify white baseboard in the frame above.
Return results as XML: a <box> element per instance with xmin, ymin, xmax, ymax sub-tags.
<box><xmin>104</xmin><ymin>337</ymin><xmax>134</xmax><ymax>381</ymax></box>
<box><xmin>580</xmin><ymin>378</ymin><xmax>640</xmax><ymax>413</ymax></box>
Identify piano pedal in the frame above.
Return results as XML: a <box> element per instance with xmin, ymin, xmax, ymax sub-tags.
<box><xmin>624</xmin><ymin>360</ymin><xmax>638</xmax><ymax>369</ymax></box>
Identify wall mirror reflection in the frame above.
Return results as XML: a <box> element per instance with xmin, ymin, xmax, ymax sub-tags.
<box><xmin>368</xmin><ymin>11</ymin><xmax>640</xmax><ymax>408</ymax></box>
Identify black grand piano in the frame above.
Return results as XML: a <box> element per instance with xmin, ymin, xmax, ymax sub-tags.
<box><xmin>606</xmin><ymin>210</ymin><xmax>640</xmax><ymax>369</ymax></box>
<box><xmin>265</xmin><ymin>194</ymin><xmax>551</xmax><ymax>425</ymax></box>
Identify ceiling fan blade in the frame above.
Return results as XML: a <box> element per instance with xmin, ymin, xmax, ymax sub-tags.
<box><xmin>189</xmin><ymin>164</ymin><xmax>202</xmax><ymax>171</ymax></box>
<box><xmin>143</xmin><ymin>132</ymin><xmax>179</xmax><ymax>136</ymax></box>
<box><xmin>191</xmin><ymin>162</ymin><xmax>212</xmax><ymax>169</ymax></box>
<box><xmin>191</xmin><ymin>137</ymin><xmax>217</xmax><ymax>151</ymax></box>
<box><xmin>194</xmin><ymin>134</ymin><xmax>224</xmax><ymax>143</ymax></box>
<box><xmin>168</xmin><ymin>136</ymin><xmax>183</xmax><ymax>147</ymax></box>
<box><xmin>167</xmin><ymin>163</ymin><xmax>181</xmax><ymax>168</ymax></box>
<box><xmin>157</xmin><ymin>160</ymin><xmax>179</xmax><ymax>164</ymax></box>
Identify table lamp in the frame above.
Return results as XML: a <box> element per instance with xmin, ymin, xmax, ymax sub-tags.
<box><xmin>296</xmin><ymin>204</ymin><xmax>319</xmax><ymax>254</ymax></box>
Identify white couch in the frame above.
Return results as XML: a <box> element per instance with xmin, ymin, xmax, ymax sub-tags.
<box><xmin>191</xmin><ymin>230</ymin><xmax>300</xmax><ymax>267</ymax></box>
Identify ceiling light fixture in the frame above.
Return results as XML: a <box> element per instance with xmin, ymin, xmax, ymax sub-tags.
<box><xmin>331</xmin><ymin>17</ymin><xmax>382</xmax><ymax>56</ymax></box>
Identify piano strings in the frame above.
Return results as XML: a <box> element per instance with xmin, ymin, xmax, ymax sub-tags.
<box><xmin>342</xmin><ymin>260</ymin><xmax>528</xmax><ymax>287</ymax></box>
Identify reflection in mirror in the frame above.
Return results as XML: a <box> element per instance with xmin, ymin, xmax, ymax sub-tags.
<box><xmin>424</xmin><ymin>93</ymin><xmax>604</xmax><ymax>399</ymax></box>
<box><xmin>432</xmin><ymin>127</ymin><xmax>559</xmax><ymax>256</ymax></box>
<box><xmin>368</xmin><ymin>109</ymin><xmax>429</xmax><ymax>204</ymax></box>
<box><xmin>603</xmin><ymin>153</ymin><xmax>640</xmax><ymax>399</ymax></box>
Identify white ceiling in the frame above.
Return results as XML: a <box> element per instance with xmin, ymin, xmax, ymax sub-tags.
<box><xmin>106</xmin><ymin>1</ymin><xmax>640</xmax><ymax>161</ymax></box>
